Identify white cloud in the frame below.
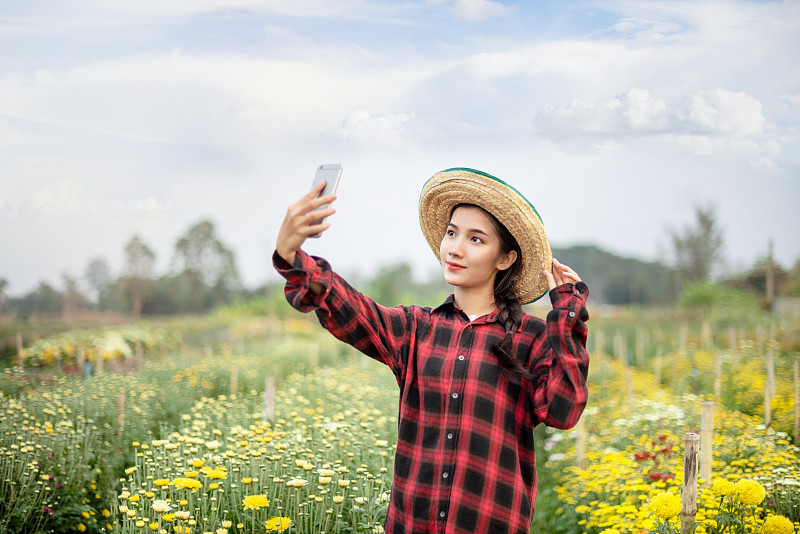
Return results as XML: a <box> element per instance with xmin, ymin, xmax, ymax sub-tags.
<box><xmin>535</xmin><ymin>88</ymin><xmax>669</xmax><ymax>136</ymax></box>
<box><xmin>450</xmin><ymin>0</ymin><xmax>512</xmax><ymax>20</ymax></box>
<box><xmin>31</xmin><ymin>182</ymin><xmax>81</xmax><ymax>216</ymax></box>
<box><xmin>535</xmin><ymin>87</ymin><xmax>768</xmax><ymax>153</ymax></box>
<box><xmin>130</xmin><ymin>196</ymin><xmax>171</xmax><ymax>218</ymax></box>
<box><xmin>336</xmin><ymin>110</ymin><xmax>414</xmax><ymax>145</ymax></box>
<box><xmin>683</xmin><ymin>88</ymin><xmax>764</xmax><ymax>137</ymax></box>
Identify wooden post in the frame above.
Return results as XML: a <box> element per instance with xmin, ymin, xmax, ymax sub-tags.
<box><xmin>713</xmin><ymin>350</ymin><xmax>722</xmax><ymax>401</ymax></box>
<box><xmin>765</xmin><ymin>382</ymin><xmax>772</xmax><ymax>429</ymax></box>
<box><xmin>700</xmin><ymin>402</ymin><xmax>713</xmax><ymax>486</ymax></box>
<box><xmin>576</xmin><ymin>416</ymin><xmax>586</xmax><ymax>470</ymax></box>
<box><xmin>16</xmin><ymin>332</ymin><xmax>23</xmax><ymax>367</ymax></box>
<box><xmin>679</xmin><ymin>324</ymin><xmax>688</xmax><ymax>352</ymax></box>
<box><xmin>77</xmin><ymin>347</ymin><xmax>85</xmax><ymax>376</ymax></box>
<box><xmin>654</xmin><ymin>349</ymin><xmax>663</xmax><ymax>387</ymax></box>
<box><xmin>682</xmin><ymin>433</ymin><xmax>699</xmax><ymax>534</ymax></box>
<box><xmin>116</xmin><ymin>393</ymin><xmax>125</xmax><ymax>436</ymax></box>
<box><xmin>636</xmin><ymin>327</ymin><xmax>645</xmax><ymax>367</ymax></box>
<box><xmin>701</xmin><ymin>320</ymin><xmax>712</xmax><ymax>350</ymax></box>
<box><xmin>263</xmin><ymin>377</ymin><xmax>275</xmax><ymax>422</ymax></box>
<box><xmin>230</xmin><ymin>366</ymin><xmax>239</xmax><ymax>395</ymax></box>
<box><xmin>766</xmin><ymin>339</ymin><xmax>776</xmax><ymax>401</ymax></box>
<box><xmin>793</xmin><ymin>359</ymin><xmax>799</xmax><ymax>447</ymax></box>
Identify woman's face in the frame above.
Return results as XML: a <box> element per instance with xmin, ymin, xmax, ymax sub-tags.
<box><xmin>439</xmin><ymin>205</ymin><xmax>517</xmax><ymax>293</ymax></box>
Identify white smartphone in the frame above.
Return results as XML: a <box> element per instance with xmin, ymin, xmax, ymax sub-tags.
<box><xmin>308</xmin><ymin>163</ymin><xmax>343</xmax><ymax>238</ymax></box>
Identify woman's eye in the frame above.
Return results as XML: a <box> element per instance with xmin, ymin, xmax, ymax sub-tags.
<box><xmin>471</xmin><ymin>236</ymin><xmax>483</xmax><ymax>243</ymax></box>
<box><xmin>446</xmin><ymin>229</ymin><xmax>455</xmax><ymax>237</ymax></box>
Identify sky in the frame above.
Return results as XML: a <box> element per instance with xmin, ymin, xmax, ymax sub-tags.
<box><xmin>1</xmin><ymin>0</ymin><xmax>799</xmax><ymax>296</ymax></box>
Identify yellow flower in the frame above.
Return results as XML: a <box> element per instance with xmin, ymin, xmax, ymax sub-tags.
<box><xmin>77</xmin><ymin>524</ymin><xmax>87</xmax><ymax>532</ymax></box>
<box><xmin>265</xmin><ymin>516</ymin><xmax>292</xmax><ymax>532</ymax></box>
<box><xmin>204</xmin><ymin>469</ymin><xmax>227</xmax><ymax>479</ymax></box>
<box><xmin>712</xmin><ymin>479</ymin><xmax>734</xmax><ymax>497</ymax></box>
<box><xmin>762</xmin><ymin>515</ymin><xmax>794</xmax><ymax>534</ymax></box>
<box><xmin>733</xmin><ymin>479</ymin><xmax>766</xmax><ymax>506</ymax></box>
<box><xmin>333</xmin><ymin>495</ymin><xmax>344</xmax><ymax>504</ymax></box>
<box><xmin>171</xmin><ymin>478</ymin><xmax>203</xmax><ymax>491</ymax></box>
<box><xmin>149</xmin><ymin>522</ymin><xmax>158</xmax><ymax>531</ymax></box>
<box><xmin>243</xmin><ymin>494</ymin><xmax>270</xmax><ymax>510</ymax></box>
<box><xmin>649</xmin><ymin>493</ymin><xmax>682</xmax><ymax>519</ymax></box>
<box><xmin>184</xmin><ymin>471</ymin><xmax>199</xmax><ymax>478</ymax></box>
<box><xmin>154</xmin><ymin>479</ymin><xmax>170</xmax><ymax>487</ymax></box>
<box><xmin>599</xmin><ymin>530</ymin><xmax>621</xmax><ymax>534</ymax></box>
<box><xmin>242</xmin><ymin>477</ymin><xmax>252</xmax><ymax>484</ymax></box>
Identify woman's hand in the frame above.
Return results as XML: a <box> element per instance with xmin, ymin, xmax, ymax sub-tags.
<box><xmin>276</xmin><ymin>181</ymin><xmax>337</xmax><ymax>265</ymax></box>
<box><xmin>543</xmin><ymin>258</ymin><xmax>581</xmax><ymax>291</ymax></box>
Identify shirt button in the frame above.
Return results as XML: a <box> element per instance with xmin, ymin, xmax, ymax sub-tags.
<box><xmin>442</xmin><ymin>472</ymin><xmax>449</xmax><ymax>479</ymax></box>
<box><xmin>439</xmin><ymin>511</ymin><xmax>446</xmax><ymax>518</ymax></box>
<box><xmin>458</xmin><ymin>355</ymin><xmax>465</xmax><ymax>361</ymax></box>
<box><xmin>451</xmin><ymin>392</ymin><xmax>459</xmax><ymax>399</ymax></box>
<box><xmin>447</xmin><ymin>432</ymin><xmax>454</xmax><ymax>439</ymax></box>
<box><xmin>569</xmin><ymin>311</ymin><xmax>576</xmax><ymax>317</ymax></box>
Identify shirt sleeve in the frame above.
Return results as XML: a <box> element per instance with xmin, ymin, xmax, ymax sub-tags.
<box><xmin>528</xmin><ymin>281</ymin><xmax>590</xmax><ymax>430</ymax></box>
<box><xmin>272</xmin><ymin>249</ymin><xmax>413</xmax><ymax>379</ymax></box>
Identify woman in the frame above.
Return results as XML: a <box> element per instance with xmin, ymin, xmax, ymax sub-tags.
<box><xmin>274</xmin><ymin>167</ymin><xmax>590</xmax><ymax>534</ymax></box>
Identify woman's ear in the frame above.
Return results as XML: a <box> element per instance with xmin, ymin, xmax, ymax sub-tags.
<box><xmin>497</xmin><ymin>250</ymin><xmax>518</xmax><ymax>271</ymax></box>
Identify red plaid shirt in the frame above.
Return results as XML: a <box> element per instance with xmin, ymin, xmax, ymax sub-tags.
<box><xmin>274</xmin><ymin>249</ymin><xmax>590</xmax><ymax>534</ymax></box>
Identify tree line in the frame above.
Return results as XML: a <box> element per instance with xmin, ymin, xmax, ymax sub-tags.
<box><xmin>0</xmin><ymin>206</ymin><xmax>798</xmax><ymax>320</ymax></box>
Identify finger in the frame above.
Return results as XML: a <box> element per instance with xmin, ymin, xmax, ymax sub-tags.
<box><xmin>303</xmin><ymin>222</ymin><xmax>331</xmax><ymax>237</ymax></box>
<box><xmin>301</xmin><ymin>206</ymin><xmax>336</xmax><ymax>225</ymax></box>
<box><xmin>302</xmin><ymin>194</ymin><xmax>338</xmax><ymax>213</ymax></box>
<box><xmin>543</xmin><ymin>269</ymin><xmax>556</xmax><ymax>290</ymax></box>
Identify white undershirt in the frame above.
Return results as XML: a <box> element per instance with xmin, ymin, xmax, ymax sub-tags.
<box><xmin>468</xmin><ymin>314</ymin><xmax>478</xmax><ymax>321</ymax></box>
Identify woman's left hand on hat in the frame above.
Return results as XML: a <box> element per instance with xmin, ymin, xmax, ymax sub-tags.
<box><xmin>543</xmin><ymin>258</ymin><xmax>581</xmax><ymax>290</ymax></box>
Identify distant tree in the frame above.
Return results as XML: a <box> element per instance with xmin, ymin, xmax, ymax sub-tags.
<box><xmin>171</xmin><ymin>219</ymin><xmax>240</xmax><ymax>311</ymax></box>
<box><xmin>0</xmin><ymin>278</ymin><xmax>7</xmax><ymax>316</ymax></box>
<box><xmin>368</xmin><ymin>262</ymin><xmax>415</xmax><ymax>306</ymax></box>
<box><xmin>61</xmin><ymin>273</ymin><xmax>87</xmax><ymax>320</ymax></box>
<box><xmin>84</xmin><ymin>257</ymin><xmax>112</xmax><ymax>307</ymax></box>
<box><xmin>669</xmin><ymin>204</ymin><xmax>724</xmax><ymax>286</ymax></box>
<box><xmin>124</xmin><ymin>235</ymin><xmax>156</xmax><ymax>320</ymax></box>
<box><xmin>17</xmin><ymin>282</ymin><xmax>62</xmax><ymax>315</ymax></box>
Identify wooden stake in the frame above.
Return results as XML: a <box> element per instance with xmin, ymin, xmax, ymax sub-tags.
<box><xmin>701</xmin><ymin>320</ymin><xmax>712</xmax><ymax>350</ymax></box>
<box><xmin>765</xmin><ymin>381</ymin><xmax>772</xmax><ymax>429</ymax></box>
<box><xmin>263</xmin><ymin>377</ymin><xmax>275</xmax><ymax>422</ymax></box>
<box><xmin>16</xmin><ymin>332</ymin><xmax>23</xmax><ymax>368</ymax></box>
<box><xmin>636</xmin><ymin>327</ymin><xmax>645</xmax><ymax>367</ymax></box>
<box><xmin>576</xmin><ymin>416</ymin><xmax>586</xmax><ymax>470</ymax></box>
<box><xmin>230</xmin><ymin>365</ymin><xmax>239</xmax><ymax>395</ymax></box>
<box><xmin>700</xmin><ymin>402</ymin><xmax>714</xmax><ymax>486</ymax></box>
<box><xmin>654</xmin><ymin>348</ymin><xmax>663</xmax><ymax>387</ymax></box>
<box><xmin>793</xmin><ymin>359</ymin><xmax>799</xmax><ymax>447</ymax></box>
<box><xmin>766</xmin><ymin>339</ymin><xmax>776</xmax><ymax>400</ymax></box>
<box><xmin>681</xmin><ymin>433</ymin><xmax>699</xmax><ymax>534</ymax></box>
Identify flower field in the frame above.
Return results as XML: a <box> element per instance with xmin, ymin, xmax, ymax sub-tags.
<box><xmin>1</xmin><ymin>314</ymin><xmax>799</xmax><ymax>533</ymax></box>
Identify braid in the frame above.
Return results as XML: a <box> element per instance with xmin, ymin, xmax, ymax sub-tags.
<box><xmin>491</xmin><ymin>269</ymin><xmax>534</xmax><ymax>386</ymax></box>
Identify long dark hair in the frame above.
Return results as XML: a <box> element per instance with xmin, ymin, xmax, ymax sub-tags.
<box><xmin>452</xmin><ymin>204</ymin><xmax>534</xmax><ymax>386</ymax></box>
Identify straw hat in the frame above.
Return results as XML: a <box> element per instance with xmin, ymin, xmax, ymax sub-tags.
<box><xmin>419</xmin><ymin>167</ymin><xmax>552</xmax><ymax>304</ymax></box>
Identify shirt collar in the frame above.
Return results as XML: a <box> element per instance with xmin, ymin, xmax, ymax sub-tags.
<box><xmin>433</xmin><ymin>294</ymin><xmax>502</xmax><ymax>324</ymax></box>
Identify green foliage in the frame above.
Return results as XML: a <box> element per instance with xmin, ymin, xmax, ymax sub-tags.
<box><xmin>679</xmin><ymin>281</ymin><xmax>761</xmax><ymax>313</ymax></box>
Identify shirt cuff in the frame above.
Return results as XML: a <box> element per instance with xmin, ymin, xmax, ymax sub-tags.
<box><xmin>549</xmin><ymin>282</ymin><xmax>589</xmax><ymax>309</ymax></box>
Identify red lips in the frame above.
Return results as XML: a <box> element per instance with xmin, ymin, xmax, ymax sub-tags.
<box><xmin>446</xmin><ymin>262</ymin><xmax>465</xmax><ymax>271</ymax></box>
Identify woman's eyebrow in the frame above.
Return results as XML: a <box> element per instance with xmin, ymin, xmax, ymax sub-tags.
<box><xmin>447</xmin><ymin>222</ymin><xmax>489</xmax><ymax>236</ymax></box>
